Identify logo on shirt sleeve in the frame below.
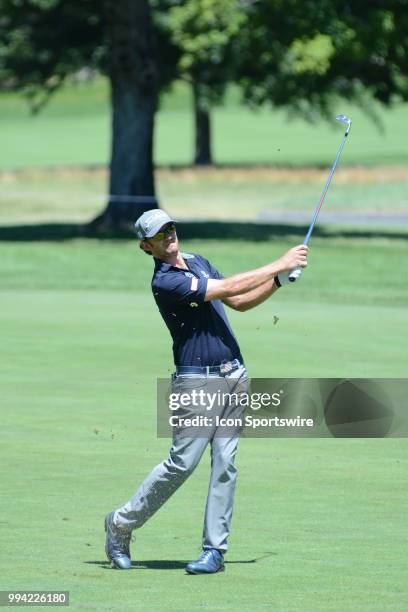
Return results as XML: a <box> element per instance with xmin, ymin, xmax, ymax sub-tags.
<box><xmin>183</xmin><ymin>271</ymin><xmax>198</xmax><ymax>292</ymax></box>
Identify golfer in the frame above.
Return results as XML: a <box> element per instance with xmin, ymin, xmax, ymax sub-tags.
<box><xmin>105</xmin><ymin>209</ymin><xmax>308</xmax><ymax>574</ymax></box>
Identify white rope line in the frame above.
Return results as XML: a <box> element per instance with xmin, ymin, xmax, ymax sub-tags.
<box><xmin>108</xmin><ymin>195</ymin><xmax>158</xmax><ymax>203</ymax></box>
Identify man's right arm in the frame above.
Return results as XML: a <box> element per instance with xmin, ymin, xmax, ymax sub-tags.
<box><xmin>204</xmin><ymin>245</ymin><xmax>308</xmax><ymax>302</ymax></box>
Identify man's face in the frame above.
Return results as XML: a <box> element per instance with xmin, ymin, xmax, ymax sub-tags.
<box><xmin>141</xmin><ymin>222</ymin><xmax>178</xmax><ymax>258</ymax></box>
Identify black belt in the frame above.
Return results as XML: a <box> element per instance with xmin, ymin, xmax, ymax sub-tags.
<box><xmin>175</xmin><ymin>359</ymin><xmax>242</xmax><ymax>376</ymax></box>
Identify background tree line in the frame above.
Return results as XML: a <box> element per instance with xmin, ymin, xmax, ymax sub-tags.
<box><xmin>1</xmin><ymin>0</ymin><xmax>407</xmax><ymax>229</ymax></box>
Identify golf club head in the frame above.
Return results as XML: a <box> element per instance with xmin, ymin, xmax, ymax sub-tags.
<box><xmin>336</xmin><ymin>114</ymin><xmax>352</xmax><ymax>134</ymax></box>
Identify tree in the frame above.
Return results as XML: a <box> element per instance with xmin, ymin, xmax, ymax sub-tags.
<box><xmin>94</xmin><ymin>0</ymin><xmax>160</xmax><ymax>229</ymax></box>
<box><xmin>0</xmin><ymin>0</ymin><xmax>179</xmax><ymax>230</ymax></box>
<box><xmin>163</xmin><ymin>0</ymin><xmax>408</xmax><ymax>164</ymax></box>
<box><xmin>167</xmin><ymin>0</ymin><xmax>248</xmax><ymax>165</ymax></box>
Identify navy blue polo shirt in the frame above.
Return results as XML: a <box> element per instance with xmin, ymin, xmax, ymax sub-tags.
<box><xmin>152</xmin><ymin>252</ymin><xmax>244</xmax><ymax>367</ymax></box>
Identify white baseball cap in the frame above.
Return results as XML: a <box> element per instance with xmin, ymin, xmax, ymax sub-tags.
<box><xmin>134</xmin><ymin>209</ymin><xmax>175</xmax><ymax>239</ymax></box>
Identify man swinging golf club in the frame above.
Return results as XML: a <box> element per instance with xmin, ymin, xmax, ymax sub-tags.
<box><xmin>104</xmin><ymin>209</ymin><xmax>308</xmax><ymax>574</ymax></box>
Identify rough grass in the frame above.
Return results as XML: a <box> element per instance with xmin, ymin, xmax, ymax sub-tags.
<box><xmin>1</xmin><ymin>239</ymin><xmax>407</xmax><ymax>611</ymax></box>
<box><xmin>1</xmin><ymin>165</ymin><xmax>408</xmax><ymax>225</ymax></box>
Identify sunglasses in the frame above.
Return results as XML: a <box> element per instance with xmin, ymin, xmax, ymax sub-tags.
<box><xmin>149</xmin><ymin>223</ymin><xmax>176</xmax><ymax>241</ymax></box>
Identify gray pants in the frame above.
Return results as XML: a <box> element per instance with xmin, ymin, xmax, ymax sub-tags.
<box><xmin>114</xmin><ymin>365</ymin><xmax>248</xmax><ymax>553</ymax></box>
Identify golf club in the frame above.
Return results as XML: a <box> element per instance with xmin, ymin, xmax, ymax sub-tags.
<box><xmin>288</xmin><ymin>114</ymin><xmax>352</xmax><ymax>282</ymax></box>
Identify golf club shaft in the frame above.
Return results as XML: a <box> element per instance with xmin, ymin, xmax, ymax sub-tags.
<box><xmin>304</xmin><ymin>133</ymin><xmax>349</xmax><ymax>245</ymax></box>
<box><xmin>288</xmin><ymin>127</ymin><xmax>350</xmax><ymax>283</ymax></box>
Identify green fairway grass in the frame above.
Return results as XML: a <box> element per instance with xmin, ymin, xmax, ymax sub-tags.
<box><xmin>1</xmin><ymin>78</ymin><xmax>408</xmax><ymax>169</ymax></box>
<box><xmin>1</xmin><ymin>238</ymin><xmax>407</xmax><ymax>610</ymax></box>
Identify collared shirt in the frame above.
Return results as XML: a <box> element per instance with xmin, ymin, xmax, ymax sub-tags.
<box><xmin>152</xmin><ymin>252</ymin><xmax>243</xmax><ymax>367</ymax></box>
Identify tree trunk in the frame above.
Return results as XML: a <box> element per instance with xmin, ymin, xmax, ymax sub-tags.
<box><xmin>89</xmin><ymin>0</ymin><xmax>159</xmax><ymax>232</ymax></box>
<box><xmin>193</xmin><ymin>84</ymin><xmax>212</xmax><ymax>166</ymax></box>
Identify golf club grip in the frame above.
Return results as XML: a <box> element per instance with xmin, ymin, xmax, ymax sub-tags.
<box><xmin>288</xmin><ymin>267</ymin><xmax>302</xmax><ymax>283</ymax></box>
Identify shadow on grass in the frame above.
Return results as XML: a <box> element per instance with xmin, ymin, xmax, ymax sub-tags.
<box><xmin>86</xmin><ymin>552</ymin><xmax>277</xmax><ymax>571</ymax></box>
<box><xmin>0</xmin><ymin>221</ymin><xmax>407</xmax><ymax>242</ymax></box>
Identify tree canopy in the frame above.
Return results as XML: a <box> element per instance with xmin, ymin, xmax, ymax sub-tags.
<box><xmin>0</xmin><ymin>0</ymin><xmax>104</xmax><ymax>112</ymax></box>
<box><xmin>238</xmin><ymin>1</ymin><xmax>408</xmax><ymax>119</ymax></box>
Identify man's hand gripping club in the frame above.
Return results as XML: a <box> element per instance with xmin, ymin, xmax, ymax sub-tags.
<box><xmin>204</xmin><ymin>244</ymin><xmax>309</xmax><ymax>303</ymax></box>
